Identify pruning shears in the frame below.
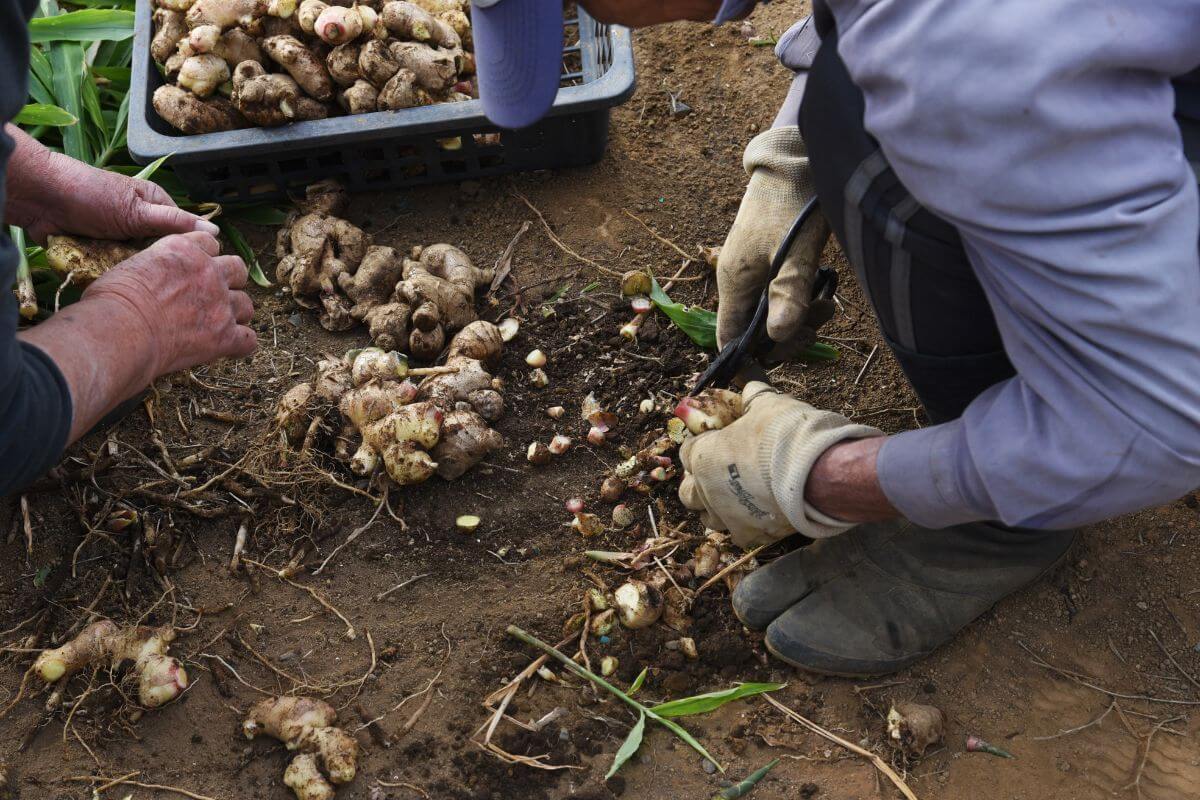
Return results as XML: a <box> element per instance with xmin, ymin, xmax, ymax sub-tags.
<box><xmin>690</xmin><ymin>196</ymin><xmax>836</xmax><ymax>395</ymax></box>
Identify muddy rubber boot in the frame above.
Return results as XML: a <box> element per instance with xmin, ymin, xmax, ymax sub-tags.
<box><xmin>732</xmin><ymin>522</ymin><xmax>907</xmax><ymax>630</ymax></box>
<box><xmin>735</xmin><ymin>521</ymin><xmax>1075</xmax><ymax>676</ymax></box>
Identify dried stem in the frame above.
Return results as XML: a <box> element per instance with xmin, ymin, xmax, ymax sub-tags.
<box><xmin>764</xmin><ymin>694</ymin><xmax>918</xmax><ymax>800</ymax></box>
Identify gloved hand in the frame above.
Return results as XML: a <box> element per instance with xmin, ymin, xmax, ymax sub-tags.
<box><xmin>717</xmin><ymin>126</ymin><xmax>834</xmax><ymax>360</ymax></box>
<box><xmin>678</xmin><ymin>382</ymin><xmax>883</xmax><ymax>548</ymax></box>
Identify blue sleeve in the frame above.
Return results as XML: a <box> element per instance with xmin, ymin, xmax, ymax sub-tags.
<box><xmin>714</xmin><ymin>0</ymin><xmax>760</xmax><ymax>23</ymax></box>
<box><xmin>0</xmin><ymin>313</ymin><xmax>74</xmax><ymax>494</ymax></box>
<box><xmin>833</xmin><ymin>0</ymin><xmax>1200</xmax><ymax>528</ymax></box>
<box><xmin>0</xmin><ymin>0</ymin><xmax>75</xmax><ymax>494</ymax></box>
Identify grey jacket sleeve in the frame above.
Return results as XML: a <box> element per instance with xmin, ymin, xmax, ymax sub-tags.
<box><xmin>833</xmin><ymin>0</ymin><xmax>1200</xmax><ymax>528</ymax></box>
<box><xmin>772</xmin><ymin>16</ymin><xmax>818</xmax><ymax>129</ymax></box>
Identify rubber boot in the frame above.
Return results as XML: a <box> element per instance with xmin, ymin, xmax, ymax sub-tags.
<box><xmin>732</xmin><ymin>520</ymin><xmax>1075</xmax><ymax>676</ymax></box>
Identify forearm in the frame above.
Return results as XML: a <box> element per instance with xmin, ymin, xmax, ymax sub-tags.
<box><xmin>18</xmin><ymin>294</ymin><xmax>161</xmax><ymax>442</ymax></box>
<box><xmin>3</xmin><ymin>124</ymin><xmax>56</xmax><ymax>230</ymax></box>
<box><xmin>805</xmin><ymin>436</ymin><xmax>898</xmax><ymax>522</ymax></box>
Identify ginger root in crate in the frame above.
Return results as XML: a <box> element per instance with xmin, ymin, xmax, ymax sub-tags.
<box><xmin>244</xmin><ymin>696</ymin><xmax>359</xmax><ymax>800</ymax></box>
<box><xmin>150</xmin><ymin>0</ymin><xmax>477</xmax><ymax>134</ymax></box>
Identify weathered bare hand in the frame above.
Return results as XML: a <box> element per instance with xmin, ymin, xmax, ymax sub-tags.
<box><xmin>83</xmin><ymin>232</ymin><xmax>256</xmax><ymax>378</ymax></box>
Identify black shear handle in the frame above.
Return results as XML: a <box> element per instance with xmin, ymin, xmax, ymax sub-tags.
<box><xmin>690</xmin><ymin>196</ymin><xmax>832</xmax><ymax>395</ymax></box>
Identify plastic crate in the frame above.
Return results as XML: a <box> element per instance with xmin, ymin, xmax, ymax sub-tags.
<box><xmin>128</xmin><ymin>1</ymin><xmax>636</xmax><ymax>203</ymax></box>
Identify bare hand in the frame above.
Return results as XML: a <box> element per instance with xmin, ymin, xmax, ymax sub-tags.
<box><xmin>579</xmin><ymin>0</ymin><xmax>730</xmax><ymax>27</ymax></box>
<box><xmin>83</xmin><ymin>232</ymin><xmax>256</xmax><ymax>377</ymax></box>
<box><xmin>9</xmin><ymin>146</ymin><xmax>217</xmax><ymax>244</ymax></box>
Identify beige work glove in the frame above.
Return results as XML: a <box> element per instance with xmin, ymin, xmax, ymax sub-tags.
<box><xmin>717</xmin><ymin>126</ymin><xmax>834</xmax><ymax>358</ymax></box>
<box><xmin>678</xmin><ymin>382</ymin><xmax>883</xmax><ymax>548</ymax></box>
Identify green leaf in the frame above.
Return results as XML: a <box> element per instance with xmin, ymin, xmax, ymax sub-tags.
<box><xmin>649</xmin><ymin>682</ymin><xmax>786</xmax><ymax>719</ymax></box>
<box><xmin>131</xmin><ymin>153</ymin><xmax>171</xmax><ymax>181</ymax></box>
<box><xmin>92</xmin><ymin>65</ymin><xmax>132</xmax><ymax>93</ymax></box>
<box><xmin>649</xmin><ymin>278</ymin><xmax>718</xmax><ymax>349</ymax></box>
<box><xmin>48</xmin><ymin>41</ymin><xmax>89</xmax><ymax>162</ymax></box>
<box><xmin>69</xmin><ymin>0</ymin><xmax>135</xmax><ymax>9</ymax></box>
<box><xmin>32</xmin><ymin>565</ymin><xmax>51</xmax><ymax>589</ymax></box>
<box><xmin>627</xmin><ymin>667</ymin><xmax>648</xmax><ymax>697</ymax></box>
<box><xmin>223</xmin><ymin>204</ymin><xmax>291</xmax><ymax>226</ymax></box>
<box><xmin>805</xmin><ymin>341</ymin><xmax>840</xmax><ymax>362</ymax></box>
<box><xmin>14</xmin><ymin>103</ymin><xmax>76</xmax><ymax>127</ymax></box>
<box><xmin>219</xmin><ymin>219</ymin><xmax>272</xmax><ymax>288</ymax></box>
<box><xmin>714</xmin><ymin>759</ymin><xmax>780</xmax><ymax>799</ymax></box>
<box><xmin>81</xmin><ymin>66</ymin><xmax>108</xmax><ymax>143</ymax></box>
<box><xmin>26</xmin><ymin>49</ymin><xmax>55</xmax><ymax>107</ymax></box>
<box><xmin>649</xmin><ymin>713</ymin><xmax>722</xmax><ymax>767</ymax></box>
<box><xmin>605</xmin><ymin>711</ymin><xmax>645</xmax><ymax>779</ymax></box>
<box><xmin>29</xmin><ymin>9</ymin><xmax>135</xmax><ymax>43</ymax></box>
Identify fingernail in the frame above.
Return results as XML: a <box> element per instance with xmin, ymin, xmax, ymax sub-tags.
<box><xmin>193</xmin><ymin>218</ymin><xmax>220</xmax><ymax>236</ymax></box>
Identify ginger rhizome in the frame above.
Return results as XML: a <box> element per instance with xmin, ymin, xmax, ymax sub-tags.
<box><xmin>244</xmin><ymin>696</ymin><xmax>359</xmax><ymax>800</ymax></box>
<box><xmin>149</xmin><ymin>0</ymin><xmax>479</xmax><ymax>134</ymax></box>
<box><xmin>274</xmin><ymin>181</ymin><xmax>495</xmax><ymax>350</ymax></box>
<box><xmin>33</xmin><ymin>620</ymin><xmax>188</xmax><ymax>708</ymax></box>
<box><xmin>275</xmin><ymin>321</ymin><xmax>507</xmax><ymax>486</ymax></box>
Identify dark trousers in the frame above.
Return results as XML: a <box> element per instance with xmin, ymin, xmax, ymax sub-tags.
<box><xmin>799</xmin><ymin>22</ymin><xmax>1014</xmax><ymax>425</ymax></box>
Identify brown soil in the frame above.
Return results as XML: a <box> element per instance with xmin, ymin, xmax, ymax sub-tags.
<box><xmin>3</xmin><ymin>5</ymin><xmax>1200</xmax><ymax>800</ymax></box>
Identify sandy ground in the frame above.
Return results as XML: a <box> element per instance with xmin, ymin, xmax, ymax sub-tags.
<box><xmin>3</xmin><ymin>4</ymin><xmax>1200</xmax><ymax>799</ymax></box>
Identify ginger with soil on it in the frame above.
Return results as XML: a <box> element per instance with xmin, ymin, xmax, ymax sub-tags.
<box><xmin>244</xmin><ymin>696</ymin><xmax>358</xmax><ymax>800</ymax></box>
<box><xmin>377</xmin><ymin>67</ymin><xmax>430</xmax><ymax>111</ymax></box>
<box><xmin>185</xmin><ymin>0</ymin><xmax>297</xmax><ymax>31</ymax></box>
<box><xmin>275</xmin><ymin>183</ymin><xmax>371</xmax><ymax>310</ymax></box>
<box><xmin>274</xmin><ymin>325</ymin><xmax>508</xmax><ymax>485</ymax></box>
<box><xmin>33</xmin><ymin>620</ymin><xmax>188</xmax><ymax>708</ymax></box>
<box><xmin>275</xmin><ymin>182</ymin><xmax>494</xmax><ymax>353</ymax></box>
<box><xmin>45</xmin><ymin>236</ymin><xmax>140</xmax><ymax>284</ymax></box>
<box><xmin>151</xmin><ymin>7</ymin><xmax>188</xmax><ymax>63</ymax></box>
<box><xmin>338</xmin><ymin>78</ymin><xmax>379</xmax><ymax>113</ymax></box>
<box><xmin>151</xmin><ymin>0</ymin><xmax>476</xmax><ymax>133</ymax></box>
<box><xmin>177</xmin><ymin>52</ymin><xmax>230</xmax><ymax>97</ymax></box>
<box><xmin>326</xmin><ymin>42</ymin><xmax>361</xmax><ymax>85</ymax></box>
<box><xmin>389</xmin><ymin>39</ymin><xmax>457</xmax><ymax>92</ymax></box>
<box><xmin>263</xmin><ymin>34</ymin><xmax>335</xmax><ymax>101</ymax></box>
<box><xmin>152</xmin><ymin>84</ymin><xmax>246</xmax><ymax>133</ymax></box>
<box><xmin>233</xmin><ymin>60</ymin><xmax>328</xmax><ymax>126</ymax></box>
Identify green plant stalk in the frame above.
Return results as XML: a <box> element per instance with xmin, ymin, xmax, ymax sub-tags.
<box><xmin>10</xmin><ymin>226</ymin><xmax>38</xmax><ymax>320</ymax></box>
<box><xmin>506</xmin><ymin>625</ymin><xmax>723</xmax><ymax>771</ymax></box>
<box><xmin>714</xmin><ymin>759</ymin><xmax>779</xmax><ymax>799</ymax></box>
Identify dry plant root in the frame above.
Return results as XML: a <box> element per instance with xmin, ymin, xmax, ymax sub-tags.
<box><xmin>33</xmin><ymin>620</ymin><xmax>188</xmax><ymax>708</ymax></box>
<box><xmin>151</xmin><ymin>0</ymin><xmax>475</xmax><ymax>133</ymax></box>
<box><xmin>244</xmin><ymin>696</ymin><xmax>359</xmax><ymax>800</ymax></box>
<box><xmin>44</xmin><ymin>236</ymin><xmax>140</xmax><ymax>284</ymax></box>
